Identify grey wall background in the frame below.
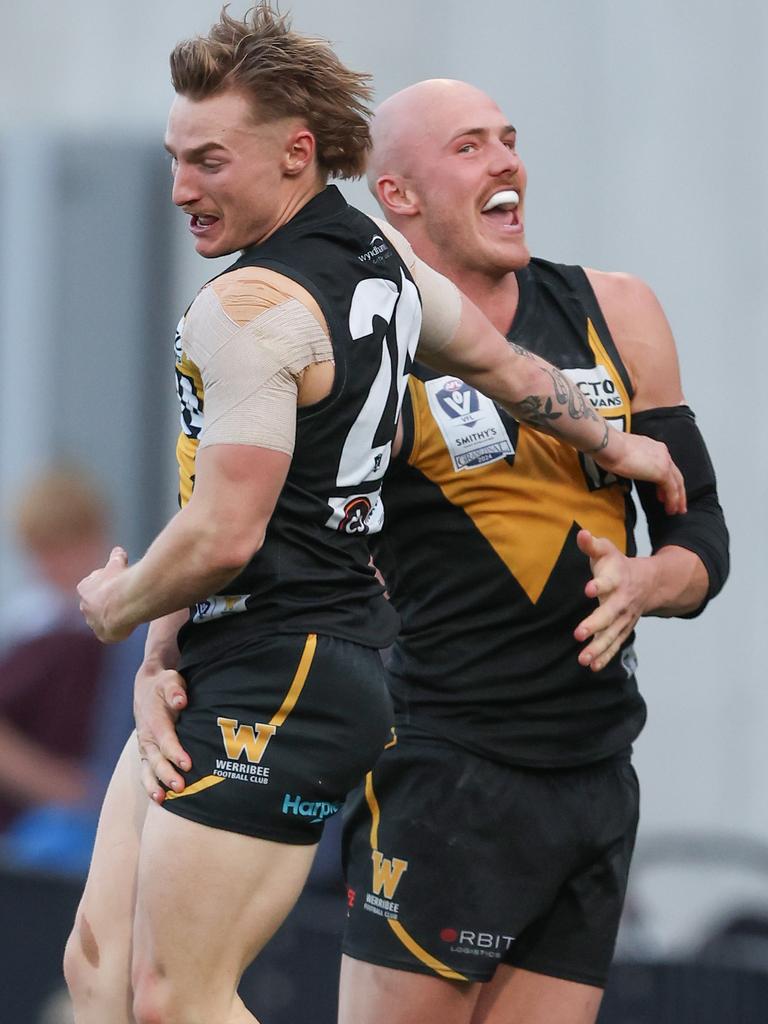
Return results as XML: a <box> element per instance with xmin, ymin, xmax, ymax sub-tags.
<box><xmin>1</xmin><ymin>0</ymin><xmax>765</xmax><ymax>952</ymax></box>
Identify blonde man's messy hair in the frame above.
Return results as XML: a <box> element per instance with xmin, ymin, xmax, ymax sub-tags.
<box><xmin>170</xmin><ymin>3</ymin><xmax>373</xmax><ymax>179</ymax></box>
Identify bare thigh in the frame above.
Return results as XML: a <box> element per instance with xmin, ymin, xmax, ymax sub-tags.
<box><xmin>131</xmin><ymin>802</ymin><xmax>318</xmax><ymax>1022</ymax></box>
<box><xmin>338</xmin><ymin>955</ymin><xmax>480</xmax><ymax>1024</ymax></box>
<box><xmin>65</xmin><ymin>733</ymin><xmax>149</xmax><ymax>1024</ymax></box>
<box><xmin>338</xmin><ymin>957</ymin><xmax>603</xmax><ymax>1024</ymax></box>
<box><xmin>471</xmin><ymin>964</ymin><xmax>603</xmax><ymax>1024</ymax></box>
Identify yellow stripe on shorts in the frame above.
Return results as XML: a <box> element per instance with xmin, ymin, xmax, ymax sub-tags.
<box><xmin>388</xmin><ymin>920</ymin><xmax>468</xmax><ymax>981</ymax></box>
<box><xmin>166</xmin><ymin>633</ymin><xmax>318</xmax><ymax>802</ymax></box>
<box><xmin>164</xmin><ymin>775</ymin><xmax>224</xmax><ymax>801</ymax></box>
<box><xmin>364</xmin><ymin>771</ymin><xmax>468</xmax><ymax>982</ymax></box>
<box><xmin>270</xmin><ymin>633</ymin><xmax>317</xmax><ymax>727</ymax></box>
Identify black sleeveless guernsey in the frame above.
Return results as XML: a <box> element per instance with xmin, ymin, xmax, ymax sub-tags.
<box><xmin>174</xmin><ymin>186</ymin><xmax>421</xmax><ymax>661</ymax></box>
<box><xmin>372</xmin><ymin>258</ymin><xmax>647</xmax><ymax>768</ymax></box>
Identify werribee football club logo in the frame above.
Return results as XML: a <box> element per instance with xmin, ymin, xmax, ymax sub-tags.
<box><xmin>212</xmin><ymin>716</ymin><xmax>274</xmax><ymax>785</ymax></box>
<box><xmin>362</xmin><ymin>849</ymin><xmax>409</xmax><ymax>921</ymax></box>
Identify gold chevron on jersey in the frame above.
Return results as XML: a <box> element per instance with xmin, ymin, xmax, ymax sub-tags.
<box><xmin>588</xmin><ymin>317</ymin><xmax>628</xmax><ymax>400</ymax></box>
<box><xmin>175</xmin><ymin>337</ymin><xmax>205</xmax><ymax>508</ymax></box>
<box><xmin>176</xmin><ymin>431</ymin><xmax>198</xmax><ymax>508</ymax></box>
<box><xmin>560</xmin><ymin>317</ymin><xmax>633</xmax><ymax>424</ymax></box>
<box><xmin>408</xmin><ymin>319</ymin><xmax>631</xmax><ymax>603</ymax></box>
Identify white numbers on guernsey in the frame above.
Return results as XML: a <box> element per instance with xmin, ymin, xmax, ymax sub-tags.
<box><xmin>337</xmin><ymin>271</ymin><xmax>421</xmax><ymax>487</ymax></box>
<box><xmin>326</xmin><ymin>271</ymin><xmax>421</xmax><ymax>535</ymax></box>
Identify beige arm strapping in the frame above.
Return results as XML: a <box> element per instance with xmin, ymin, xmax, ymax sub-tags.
<box><xmin>372</xmin><ymin>216</ymin><xmax>463</xmax><ymax>355</ymax></box>
<box><xmin>180</xmin><ymin>285</ymin><xmax>334</xmax><ymax>455</ymax></box>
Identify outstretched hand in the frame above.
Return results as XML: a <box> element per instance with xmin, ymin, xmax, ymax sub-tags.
<box><xmin>574</xmin><ymin>529</ymin><xmax>655</xmax><ymax>672</ymax></box>
<box><xmin>78</xmin><ymin>546</ymin><xmax>132</xmax><ymax>643</ymax></box>
<box><xmin>592</xmin><ymin>431</ymin><xmax>686</xmax><ymax>516</ymax></box>
<box><xmin>134</xmin><ymin>661</ymin><xmax>191</xmax><ymax>802</ymax></box>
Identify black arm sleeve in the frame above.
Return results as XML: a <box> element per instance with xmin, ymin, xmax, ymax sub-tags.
<box><xmin>632</xmin><ymin>405</ymin><xmax>729</xmax><ymax>617</ymax></box>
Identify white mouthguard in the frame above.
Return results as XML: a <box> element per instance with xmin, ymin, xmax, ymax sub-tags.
<box><xmin>481</xmin><ymin>190</ymin><xmax>520</xmax><ymax>212</ymax></box>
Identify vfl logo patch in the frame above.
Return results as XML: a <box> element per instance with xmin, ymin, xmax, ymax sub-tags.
<box><xmin>435</xmin><ymin>377</ymin><xmax>481</xmax><ymax>424</ymax></box>
<box><xmin>426</xmin><ymin>376</ymin><xmax>514</xmax><ymax>471</ymax></box>
<box><xmin>192</xmin><ymin>593</ymin><xmax>249</xmax><ymax>623</ymax></box>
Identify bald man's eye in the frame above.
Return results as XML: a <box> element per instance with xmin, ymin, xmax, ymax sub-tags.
<box><xmin>457</xmin><ymin>142</ymin><xmax>478</xmax><ymax>154</ymax></box>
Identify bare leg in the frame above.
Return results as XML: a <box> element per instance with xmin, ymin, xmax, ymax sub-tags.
<box><xmin>471</xmin><ymin>964</ymin><xmax>603</xmax><ymax>1024</ymax></box>
<box><xmin>338</xmin><ymin>955</ymin><xmax>480</xmax><ymax>1024</ymax></box>
<box><xmin>66</xmin><ymin>731</ymin><xmax>318</xmax><ymax>1023</ymax></box>
<box><xmin>64</xmin><ymin>734</ymin><xmax>148</xmax><ymax>1024</ymax></box>
<box><xmin>338</xmin><ymin>956</ymin><xmax>603</xmax><ymax>1024</ymax></box>
<box><xmin>131</xmin><ymin>802</ymin><xmax>317</xmax><ymax>1024</ymax></box>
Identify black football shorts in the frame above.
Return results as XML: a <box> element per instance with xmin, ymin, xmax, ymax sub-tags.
<box><xmin>342</xmin><ymin>726</ymin><xmax>639</xmax><ymax>987</ymax></box>
<box><xmin>162</xmin><ymin>632</ymin><xmax>394</xmax><ymax>844</ymax></box>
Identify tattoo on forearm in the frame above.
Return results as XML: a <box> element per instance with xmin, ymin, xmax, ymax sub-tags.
<box><xmin>593</xmin><ymin>419</ymin><xmax>610</xmax><ymax>452</ymax></box>
<box><xmin>588</xmin><ymin>418</ymin><xmax>610</xmax><ymax>453</ymax></box>
<box><xmin>514</xmin><ymin>362</ymin><xmax>608</xmax><ymax>452</ymax></box>
<box><xmin>509</xmin><ymin>342</ymin><xmax>536</xmax><ymax>361</ymax></box>
<box><xmin>515</xmin><ymin>395</ymin><xmax>563</xmax><ymax>425</ymax></box>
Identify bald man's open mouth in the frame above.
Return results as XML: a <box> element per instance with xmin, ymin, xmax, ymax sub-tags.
<box><xmin>480</xmin><ymin>189</ymin><xmax>522</xmax><ymax>231</ymax></box>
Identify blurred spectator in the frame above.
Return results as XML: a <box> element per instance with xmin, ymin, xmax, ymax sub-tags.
<box><xmin>0</xmin><ymin>467</ymin><xmax>139</xmax><ymax>873</ymax></box>
<box><xmin>0</xmin><ymin>467</ymin><xmax>109</xmax><ymax>652</ymax></box>
<box><xmin>0</xmin><ymin>627</ymin><xmax>105</xmax><ymax>832</ymax></box>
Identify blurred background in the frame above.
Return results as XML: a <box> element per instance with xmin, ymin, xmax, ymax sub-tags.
<box><xmin>0</xmin><ymin>0</ymin><xmax>765</xmax><ymax>1020</ymax></box>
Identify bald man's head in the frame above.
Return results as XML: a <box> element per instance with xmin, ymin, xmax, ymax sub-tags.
<box><xmin>368</xmin><ymin>79</ymin><xmax>500</xmax><ymax>192</ymax></box>
<box><xmin>369</xmin><ymin>78</ymin><xmax>529</xmax><ymax>281</ymax></box>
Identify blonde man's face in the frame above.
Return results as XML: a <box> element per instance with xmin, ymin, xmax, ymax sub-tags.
<box><xmin>165</xmin><ymin>90</ymin><xmax>302</xmax><ymax>258</ymax></box>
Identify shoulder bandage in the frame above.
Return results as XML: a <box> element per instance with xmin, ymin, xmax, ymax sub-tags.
<box><xmin>180</xmin><ymin>282</ymin><xmax>334</xmax><ymax>455</ymax></box>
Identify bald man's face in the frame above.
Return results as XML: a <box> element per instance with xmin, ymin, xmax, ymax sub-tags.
<box><xmin>385</xmin><ymin>88</ymin><xmax>529</xmax><ymax>279</ymax></box>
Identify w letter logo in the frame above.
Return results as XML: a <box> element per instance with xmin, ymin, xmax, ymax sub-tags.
<box><xmin>217</xmin><ymin>717</ymin><xmax>276</xmax><ymax>764</ymax></box>
<box><xmin>371</xmin><ymin>850</ymin><xmax>408</xmax><ymax>899</ymax></box>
